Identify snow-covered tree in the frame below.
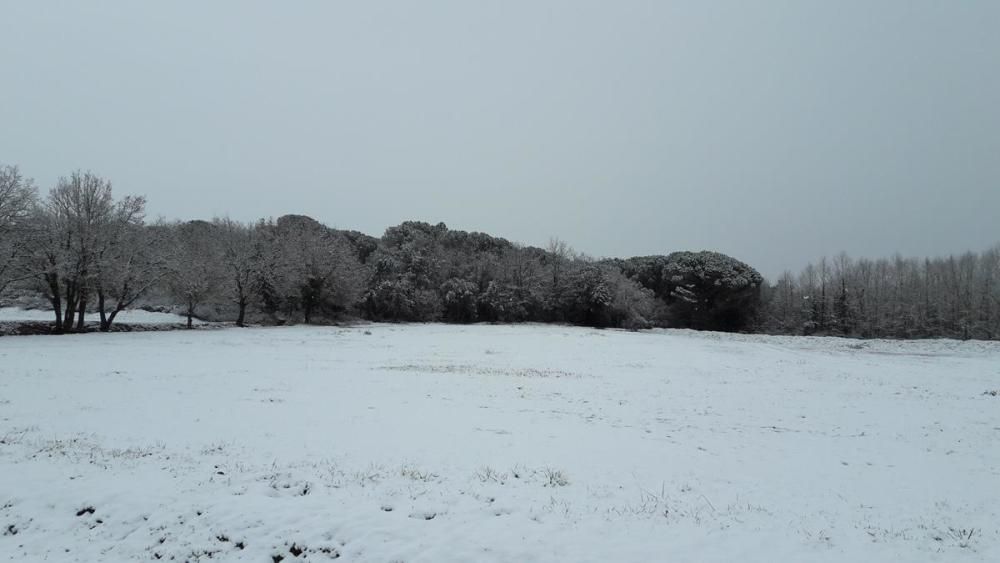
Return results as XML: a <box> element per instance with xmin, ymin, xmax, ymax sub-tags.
<box><xmin>215</xmin><ymin>218</ymin><xmax>265</xmax><ymax>327</ymax></box>
<box><xmin>93</xmin><ymin>223</ymin><xmax>166</xmax><ymax>331</ymax></box>
<box><xmin>259</xmin><ymin>215</ymin><xmax>364</xmax><ymax>324</ymax></box>
<box><xmin>165</xmin><ymin>221</ymin><xmax>224</xmax><ymax>328</ymax></box>
<box><xmin>21</xmin><ymin>171</ymin><xmax>145</xmax><ymax>331</ymax></box>
<box><xmin>0</xmin><ymin>164</ymin><xmax>37</xmax><ymax>296</ymax></box>
<box><xmin>618</xmin><ymin>251</ymin><xmax>763</xmax><ymax>331</ymax></box>
<box><xmin>440</xmin><ymin>277</ymin><xmax>478</xmax><ymax>322</ymax></box>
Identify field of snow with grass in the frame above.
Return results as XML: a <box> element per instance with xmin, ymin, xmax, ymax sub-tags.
<box><xmin>1</xmin><ymin>324</ymin><xmax>998</xmax><ymax>562</ymax></box>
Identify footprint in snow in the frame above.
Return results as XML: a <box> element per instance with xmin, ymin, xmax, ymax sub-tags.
<box><xmin>408</xmin><ymin>511</ymin><xmax>437</xmax><ymax>521</ymax></box>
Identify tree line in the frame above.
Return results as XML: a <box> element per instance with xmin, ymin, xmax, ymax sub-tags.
<box><xmin>1</xmin><ymin>163</ymin><xmax>997</xmax><ymax>340</ymax></box>
<box><xmin>760</xmin><ymin>250</ymin><xmax>1000</xmax><ymax>340</ymax></box>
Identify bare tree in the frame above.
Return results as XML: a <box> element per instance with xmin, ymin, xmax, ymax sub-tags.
<box><xmin>546</xmin><ymin>237</ymin><xmax>572</xmax><ymax>287</ymax></box>
<box><xmin>544</xmin><ymin>237</ymin><xmax>574</xmax><ymax>319</ymax></box>
<box><xmin>764</xmin><ymin>244</ymin><xmax>1000</xmax><ymax>340</ymax></box>
<box><xmin>0</xmin><ymin>164</ymin><xmax>38</xmax><ymax>296</ymax></box>
<box><xmin>94</xmin><ymin>223</ymin><xmax>166</xmax><ymax>331</ymax></box>
<box><xmin>767</xmin><ymin>271</ymin><xmax>799</xmax><ymax>331</ymax></box>
<box><xmin>261</xmin><ymin>216</ymin><xmax>363</xmax><ymax>324</ymax></box>
<box><xmin>166</xmin><ymin>221</ymin><xmax>224</xmax><ymax>328</ymax></box>
<box><xmin>30</xmin><ymin>171</ymin><xmax>146</xmax><ymax>331</ymax></box>
<box><xmin>215</xmin><ymin>217</ymin><xmax>264</xmax><ymax>327</ymax></box>
<box><xmin>0</xmin><ymin>164</ymin><xmax>36</xmax><ymax>231</ymax></box>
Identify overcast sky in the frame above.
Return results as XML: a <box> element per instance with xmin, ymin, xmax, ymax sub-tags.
<box><xmin>2</xmin><ymin>1</ymin><xmax>998</xmax><ymax>278</ymax></box>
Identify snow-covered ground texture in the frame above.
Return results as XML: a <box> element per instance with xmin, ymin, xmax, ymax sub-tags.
<box><xmin>1</xmin><ymin>324</ymin><xmax>998</xmax><ymax>562</ymax></box>
<box><xmin>0</xmin><ymin>307</ymin><xmax>195</xmax><ymax>325</ymax></box>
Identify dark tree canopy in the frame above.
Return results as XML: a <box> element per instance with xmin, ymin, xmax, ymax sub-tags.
<box><xmin>618</xmin><ymin>251</ymin><xmax>763</xmax><ymax>332</ymax></box>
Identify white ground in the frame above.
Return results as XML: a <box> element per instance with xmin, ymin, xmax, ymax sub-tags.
<box><xmin>0</xmin><ymin>307</ymin><xmax>195</xmax><ymax>325</ymax></box>
<box><xmin>1</xmin><ymin>324</ymin><xmax>998</xmax><ymax>562</ymax></box>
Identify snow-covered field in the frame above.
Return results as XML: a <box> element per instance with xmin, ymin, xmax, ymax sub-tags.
<box><xmin>1</xmin><ymin>324</ymin><xmax>998</xmax><ymax>562</ymax></box>
<box><xmin>0</xmin><ymin>307</ymin><xmax>195</xmax><ymax>325</ymax></box>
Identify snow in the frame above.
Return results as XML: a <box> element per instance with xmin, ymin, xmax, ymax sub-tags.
<box><xmin>0</xmin><ymin>324</ymin><xmax>998</xmax><ymax>562</ymax></box>
<box><xmin>0</xmin><ymin>307</ymin><xmax>198</xmax><ymax>325</ymax></box>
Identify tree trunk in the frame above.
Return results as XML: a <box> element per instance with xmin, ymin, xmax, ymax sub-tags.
<box><xmin>50</xmin><ymin>296</ymin><xmax>62</xmax><ymax>331</ymax></box>
<box><xmin>62</xmin><ymin>280</ymin><xmax>78</xmax><ymax>332</ymax></box>
<box><xmin>106</xmin><ymin>309</ymin><xmax>120</xmax><ymax>331</ymax></box>
<box><xmin>98</xmin><ymin>290</ymin><xmax>109</xmax><ymax>331</ymax></box>
<box><xmin>47</xmin><ymin>274</ymin><xmax>63</xmax><ymax>332</ymax></box>
<box><xmin>75</xmin><ymin>292</ymin><xmax>87</xmax><ymax>332</ymax></box>
<box><xmin>62</xmin><ymin>301</ymin><xmax>76</xmax><ymax>332</ymax></box>
<box><xmin>236</xmin><ymin>299</ymin><xmax>247</xmax><ymax>327</ymax></box>
<box><xmin>187</xmin><ymin>299</ymin><xmax>194</xmax><ymax>329</ymax></box>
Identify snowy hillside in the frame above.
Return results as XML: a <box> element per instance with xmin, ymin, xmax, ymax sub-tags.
<box><xmin>0</xmin><ymin>324</ymin><xmax>998</xmax><ymax>562</ymax></box>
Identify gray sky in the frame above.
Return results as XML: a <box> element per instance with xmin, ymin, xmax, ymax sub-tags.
<box><xmin>2</xmin><ymin>1</ymin><xmax>998</xmax><ymax>278</ymax></box>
